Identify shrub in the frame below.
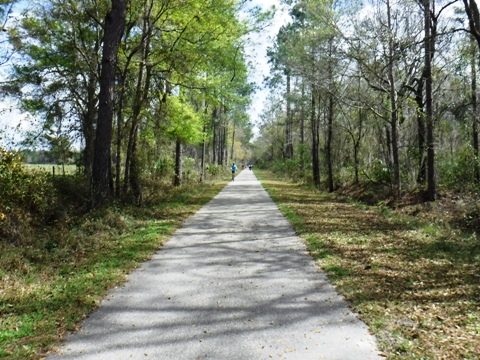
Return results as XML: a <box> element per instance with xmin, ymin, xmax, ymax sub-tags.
<box><xmin>0</xmin><ymin>149</ymin><xmax>56</xmax><ymax>224</ymax></box>
<box><xmin>366</xmin><ymin>158</ymin><xmax>391</xmax><ymax>184</ymax></box>
<box><xmin>206</xmin><ymin>164</ymin><xmax>223</xmax><ymax>178</ymax></box>
<box><xmin>152</xmin><ymin>157</ymin><xmax>175</xmax><ymax>179</ymax></box>
<box><xmin>437</xmin><ymin>145</ymin><xmax>478</xmax><ymax>190</ymax></box>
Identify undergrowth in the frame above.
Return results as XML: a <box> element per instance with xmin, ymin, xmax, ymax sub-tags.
<box><xmin>256</xmin><ymin>170</ymin><xmax>480</xmax><ymax>360</ymax></box>
<box><xmin>0</xmin><ymin>149</ymin><xmax>227</xmax><ymax>359</ymax></box>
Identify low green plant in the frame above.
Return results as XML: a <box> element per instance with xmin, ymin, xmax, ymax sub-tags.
<box><xmin>206</xmin><ymin>164</ymin><xmax>223</xmax><ymax>178</ymax></box>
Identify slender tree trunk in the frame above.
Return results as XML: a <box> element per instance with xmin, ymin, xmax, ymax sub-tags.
<box><xmin>471</xmin><ymin>37</ymin><xmax>480</xmax><ymax>184</ymax></box>
<box><xmin>353</xmin><ymin>108</ymin><xmax>363</xmax><ymax>184</ymax></box>
<box><xmin>223</xmin><ymin>121</ymin><xmax>228</xmax><ymax>165</ymax></box>
<box><xmin>91</xmin><ymin>0</ymin><xmax>126</xmax><ymax>205</ymax></box>
<box><xmin>300</xmin><ymin>82</ymin><xmax>306</xmax><ymax>175</ymax></box>
<box><xmin>326</xmin><ymin>92</ymin><xmax>334</xmax><ymax>192</ymax></box>
<box><xmin>286</xmin><ymin>71</ymin><xmax>293</xmax><ymax>159</ymax></box>
<box><xmin>425</xmin><ymin>0</ymin><xmax>436</xmax><ymax>201</ymax></box>
<box><xmin>326</xmin><ymin>37</ymin><xmax>335</xmax><ymax>192</ymax></box>
<box><xmin>301</xmin><ymin>82</ymin><xmax>305</xmax><ymax>145</ymax></box>
<box><xmin>385</xmin><ymin>125</ymin><xmax>392</xmax><ymax>170</ymax></box>
<box><xmin>212</xmin><ymin>108</ymin><xmax>217</xmax><ymax>164</ymax></box>
<box><xmin>387</xmin><ymin>0</ymin><xmax>401</xmax><ymax>199</ymax></box>
<box><xmin>415</xmin><ymin>75</ymin><xmax>427</xmax><ymax>184</ymax></box>
<box><xmin>115</xmin><ymin>71</ymin><xmax>126</xmax><ymax>198</ymax></box>
<box><xmin>200</xmin><ymin>113</ymin><xmax>207</xmax><ymax>182</ymax></box>
<box><xmin>463</xmin><ymin>0</ymin><xmax>480</xmax><ymax>49</ymax></box>
<box><xmin>83</xmin><ymin>73</ymin><xmax>97</xmax><ymax>183</ymax></box>
<box><xmin>311</xmin><ymin>86</ymin><xmax>320</xmax><ymax>189</ymax></box>
<box><xmin>129</xmin><ymin>129</ymin><xmax>142</xmax><ymax>203</ymax></box>
<box><xmin>231</xmin><ymin>121</ymin><xmax>235</xmax><ymax>161</ymax></box>
<box><xmin>174</xmin><ymin>139</ymin><xmax>183</xmax><ymax>186</ymax></box>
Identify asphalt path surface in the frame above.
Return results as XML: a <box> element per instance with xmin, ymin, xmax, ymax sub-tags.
<box><xmin>48</xmin><ymin>170</ymin><xmax>381</xmax><ymax>360</ymax></box>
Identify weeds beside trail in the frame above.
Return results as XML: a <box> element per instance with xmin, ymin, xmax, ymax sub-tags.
<box><xmin>256</xmin><ymin>170</ymin><xmax>480</xmax><ymax>360</ymax></box>
<box><xmin>0</xmin><ymin>180</ymin><xmax>227</xmax><ymax>360</ymax></box>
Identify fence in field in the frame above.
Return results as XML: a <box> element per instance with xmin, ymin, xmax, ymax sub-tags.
<box><xmin>23</xmin><ymin>164</ymin><xmax>77</xmax><ymax>176</ymax></box>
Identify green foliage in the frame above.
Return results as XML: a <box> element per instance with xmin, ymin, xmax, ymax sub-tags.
<box><xmin>366</xmin><ymin>159</ymin><xmax>391</xmax><ymax>184</ymax></box>
<box><xmin>152</xmin><ymin>157</ymin><xmax>175</xmax><ymax>179</ymax></box>
<box><xmin>0</xmin><ymin>149</ymin><xmax>56</xmax><ymax>237</ymax></box>
<box><xmin>183</xmin><ymin>157</ymin><xmax>199</xmax><ymax>182</ymax></box>
<box><xmin>271</xmin><ymin>159</ymin><xmax>305</xmax><ymax>182</ymax></box>
<box><xmin>165</xmin><ymin>96</ymin><xmax>203</xmax><ymax>144</ymax></box>
<box><xmin>206</xmin><ymin>164</ymin><xmax>223</xmax><ymax>178</ymax></box>
<box><xmin>437</xmin><ymin>145</ymin><xmax>478</xmax><ymax>190</ymax></box>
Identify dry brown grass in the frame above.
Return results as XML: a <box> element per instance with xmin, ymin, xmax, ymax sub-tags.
<box><xmin>257</xmin><ymin>170</ymin><xmax>480</xmax><ymax>360</ymax></box>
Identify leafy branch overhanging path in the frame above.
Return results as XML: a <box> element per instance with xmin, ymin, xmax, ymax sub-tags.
<box><xmin>47</xmin><ymin>170</ymin><xmax>381</xmax><ymax>360</ymax></box>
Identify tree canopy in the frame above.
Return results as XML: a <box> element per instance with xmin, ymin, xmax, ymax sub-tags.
<box><xmin>254</xmin><ymin>0</ymin><xmax>480</xmax><ymax>199</ymax></box>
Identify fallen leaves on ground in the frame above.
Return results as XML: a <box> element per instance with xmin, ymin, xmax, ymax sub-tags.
<box><xmin>258</xmin><ymin>172</ymin><xmax>480</xmax><ymax>360</ymax></box>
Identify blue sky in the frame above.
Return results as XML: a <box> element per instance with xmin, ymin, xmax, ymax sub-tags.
<box><xmin>244</xmin><ymin>0</ymin><xmax>290</xmax><ymax>136</ymax></box>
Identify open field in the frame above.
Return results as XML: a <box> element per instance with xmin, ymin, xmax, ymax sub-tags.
<box><xmin>22</xmin><ymin>164</ymin><xmax>77</xmax><ymax>176</ymax></box>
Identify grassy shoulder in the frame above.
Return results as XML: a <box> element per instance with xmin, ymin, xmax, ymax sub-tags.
<box><xmin>0</xmin><ymin>180</ymin><xmax>227</xmax><ymax>360</ymax></box>
<box><xmin>255</xmin><ymin>170</ymin><xmax>480</xmax><ymax>360</ymax></box>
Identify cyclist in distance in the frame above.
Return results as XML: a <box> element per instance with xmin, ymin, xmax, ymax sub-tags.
<box><xmin>231</xmin><ymin>162</ymin><xmax>237</xmax><ymax>181</ymax></box>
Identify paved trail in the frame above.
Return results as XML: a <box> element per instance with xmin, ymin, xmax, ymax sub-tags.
<box><xmin>48</xmin><ymin>170</ymin><xmax>381</xmax><ymax>360</ymax></box>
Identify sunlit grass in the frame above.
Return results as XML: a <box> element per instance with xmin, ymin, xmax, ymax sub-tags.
<box><xmin>256</xmin><ymin>170</ymin><xmax>480</xmax><ymax>360</ymax></box>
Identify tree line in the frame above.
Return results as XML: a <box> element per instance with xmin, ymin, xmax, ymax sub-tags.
<box><xmin>254</xmin><ymin>0</ymin><xmax>480</xmax><ymax>201</ymax></box>
<box><xmin>0</xmin><ymin>0</ymin><xmax>268</xmax><ymax>206</ymax></box>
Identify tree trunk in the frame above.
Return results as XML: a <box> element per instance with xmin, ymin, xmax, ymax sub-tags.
<box><xmin>385</xmin><ymin>125</ymin><xmax>392</xmax><ymax>172</ymax></box>
<box><xmin>415</xmin><ymin>74</ymin><xmax>427</xmax><ymax>184</ymax></box>
<box><xmin>326</xmin><ymin>92</ymin><xmax>334</xmax><ymax>192</ymax></box>
<box><xmin>174</xmin><ymin>139</ymin><xmax>183</xmax><ymax>186</ymax></box>
<box><xmin>311</xmin><ymin>86</ymin><xmax>320</xmax><ymax>189</ymax></box>
<box><xmin>326</xmin><ymin>37</ymin><xmax>335</xmax><ymax>192</ymax></box>
<box><xmin>285</xmin><ymin>71</ymin><xmax>293</xmax><ymax>159</ymax></box>
<box><xmin>353</xmin><ymin>108</ymin><xmax>364</xmax><ymax>185</ymax></box>
<box><xmin>223</xmin><ymin>121</ymin><xmax>228</xmax><ymax>165</ymax></box>
<box><xmin>212</xmin><ymin>108</ymin><xmax>217</xmax><ymax>164</ymax></box>
<box><xmin>200</xmin><ymin>121</ymin><xmax>206</xmax><ymax>182</ymax></box>
<box><xmin>91</xmin><ymin>0</ymin><xmax>126</xmax><ymax>205</ymax></box>
<box><xmin>387</xmin><ymin>0</ymin><xmax>401</xmax><ymax>199</ymax></box>
<box><xmin>463</xmin><ymin>0</ymin><xmax>480</xmax><ymax>49</ymax></box>
<box><xmin>300</xmin><ymin>82</ymin><xmax>306</xmax><ymax>175</ymax></box>
<box><xmin>472</xmin><ymin>37</ymin><xmax>479</xmax><ymax>184</ymax></box>
<box><xmin>82</xmin><ymin>72</ymin><xmax>98</xmax><ymax>184</ymax></box>
<box><xmin>231</xmin><ymin>121</ymin><xmax>235</xmax><ymax>161</ymax></box>
<box><xmin>425</xmin><ymin>0</ymin><xmax>436</xmax><ymax>201</ymax></box>
<box><xmin>115</xmin><ymin>71</ymin><xmax>126</xmax><ymax>198</ymax></box>
<box><xmin>129</xmin><ymin>129</ymin><xmax>142</xmax><ymax>203</ymax></box>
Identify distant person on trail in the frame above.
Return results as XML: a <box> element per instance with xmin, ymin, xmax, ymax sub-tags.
<box><xmin>231</xmin><ymin>162</ymin><xmax>237</xmax><ymax>181</ymax></box>
<box><xmin>248</xmin><ymin>164</ymin><xmax>253</xmax><ymax>171</ymax></box>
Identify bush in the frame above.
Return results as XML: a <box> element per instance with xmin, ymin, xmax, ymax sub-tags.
<box><xmin>365</xmin><ymin>158</ymin><xmax>391</xmax><ymax>184</ymax></box>
<box><xmin>0</xmin><ymin>149</ymin><xmax>90</xmax><ymax>245</ymax></box>
<box><xmin>437</xmin><ymin>145</ymin><xmax>478</xmax><ymax>190</ymax></box>
<box><xmin>152</xmin><ymin>157</ymin><xmax>175</xmax><ymax>179</ymax></box>
<box><xmin>0</xmin><ymin>149</ymin><xmax>56</xmax><ymax>217</ymax></box>
<box><xmin>206</xmin><ymin>164</ymin><xmax>223</xmax><ymax>178</ymax></box>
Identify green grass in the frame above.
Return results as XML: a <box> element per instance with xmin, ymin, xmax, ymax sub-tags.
<box><xmin>0</xmin><ymin>180</ymin><xmax>227</xmax><ymax>359</ymax></box>
<box><xmin>255</xmin><ymin>169</ymin><xmax>480</xmax><ymax>360</ymax></box>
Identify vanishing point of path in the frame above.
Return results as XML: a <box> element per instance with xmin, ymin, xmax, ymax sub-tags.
<box><xmin>48</xmin><ymin>170</ymin><xmax>381</xmax><ymax>360</ymax></box>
